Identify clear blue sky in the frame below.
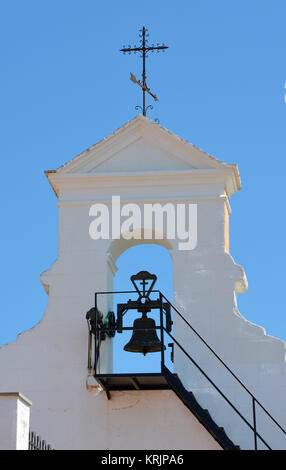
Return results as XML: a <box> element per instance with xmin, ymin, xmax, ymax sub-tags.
<box><xmin>0</xmin><ymin>1</ymin><xmax>286</xmax><ymax>352</ymax></box>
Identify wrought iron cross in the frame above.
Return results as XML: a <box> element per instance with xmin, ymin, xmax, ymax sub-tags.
<box><xmin>120</xmin><ymin>27</ymin><xmax>168</xmax><ymax>116</ymax></box>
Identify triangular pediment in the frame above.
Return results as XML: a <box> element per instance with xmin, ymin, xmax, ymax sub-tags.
<box><xmin>70</xmin><ymin>135</ymin><xmax>198</xmax><ymax>174</ymax></box>
<box><xmin>54</xmin><ymin>115</ymin><xmax>231</xmax><ymax>175</ymax></box>
<box><xmin>45</xmin><ymin>115</ymin><xmax>241</xmax><ymax>196</ymax></box>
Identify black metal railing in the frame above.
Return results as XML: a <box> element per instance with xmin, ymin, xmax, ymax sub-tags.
<box><xmin>91</xmin><ymin>289</ymin><xmax>286</xmax><ymax>450</ymax></box>
<box><xmin>159</xmin><ymin>292</ymin><xmax>286</xmax><ymax>450</ymax></box>
<box><xmin>29</xmin><ymin>431</ymin><xmax>53</xmax><ymax>450</ymax></box>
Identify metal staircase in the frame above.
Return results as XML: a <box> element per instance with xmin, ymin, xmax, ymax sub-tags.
<box><xmin>89</xmin><ymin>289</ymin><xmax>286</xmax><ymax>450</ymax></box>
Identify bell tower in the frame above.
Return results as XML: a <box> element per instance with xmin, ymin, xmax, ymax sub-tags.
<box><xmin>0</xmin><ymin>115</ymin><xmax>286</xmax><ymax>450</ymax></box>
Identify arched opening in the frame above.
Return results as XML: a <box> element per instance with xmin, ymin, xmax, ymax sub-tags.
<box><xmin>112</xmin><ymin>243</ymin><xmax>173</xmax><ymax>374</ymax></box>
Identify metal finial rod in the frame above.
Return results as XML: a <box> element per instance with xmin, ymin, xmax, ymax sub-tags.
<box><xmin>120</xmin><ymin>26</ymin><xmax>168</xmax><ymax>116</ymax></box>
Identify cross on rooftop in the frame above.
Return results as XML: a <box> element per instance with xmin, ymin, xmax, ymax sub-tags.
<box><xmin>120</xmin><ymin>26</ymin><xmax>168</xmax><ymax>116</ymax></box>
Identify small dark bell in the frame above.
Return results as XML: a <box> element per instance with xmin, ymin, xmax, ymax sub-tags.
<box><xmin>124</xmin><ymin>316</ymin><xmax>166</xmax><ymax>355</ymax></box>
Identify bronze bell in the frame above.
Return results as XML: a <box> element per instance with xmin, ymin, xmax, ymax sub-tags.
<box><xmin>124</xmin><ymin>315</ymin><xmax>166</xmax><ymax>356</ymax></box>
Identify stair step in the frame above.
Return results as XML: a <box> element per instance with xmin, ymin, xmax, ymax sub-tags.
<box><xmin>219</xmin><ymin>427</ymin><xmax>227</xmax><ymax>436</ymax></box>
<box><xmin>162</xmin><ymin>365</ymin><xmax>239</xmax><ymax>450</ymax></box>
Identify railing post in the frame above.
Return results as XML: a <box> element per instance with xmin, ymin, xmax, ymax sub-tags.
<box><xmin>252</xmin><ymin>396</ymin><xmax>258</xmax><ymax>450</ymax></box>
<box><xmin>159</xmin><ymin>292</ymin><xmax>165</xmax><ymax>372</ymax></box>
<box><xmin>94</xmin><ymin>293</ymin><xmax>98</xmax><ymax>376</ymax></box>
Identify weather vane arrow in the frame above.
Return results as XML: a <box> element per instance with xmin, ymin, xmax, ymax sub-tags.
<box><xmin>120</xmin><ymin>26</ymin><xmax>168</xmax><ymax>116</ymax></box>
<box><xmin>130</xmin><ymin>72</ymin><xmax>158</xmax><ymax>102</ymax></box>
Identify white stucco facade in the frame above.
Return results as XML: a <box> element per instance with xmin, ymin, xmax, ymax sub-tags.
<box><xmin>0</xmin><ymin>115</ymin><xmax>285</xmax><ymax>450</ymax></box>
